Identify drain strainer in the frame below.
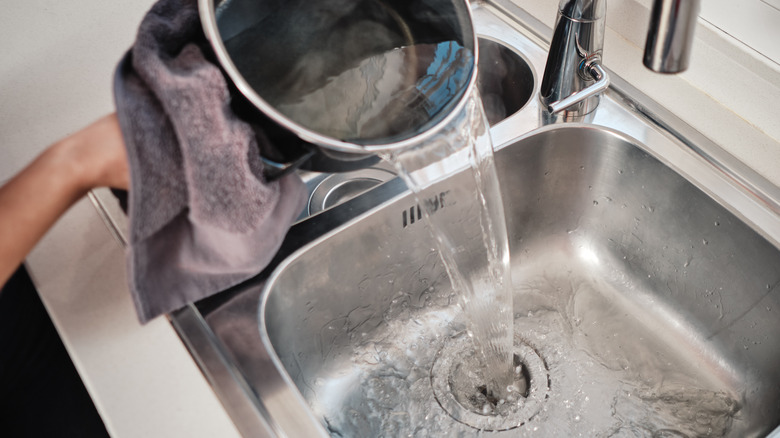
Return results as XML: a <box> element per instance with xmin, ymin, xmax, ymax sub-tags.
<box><xmin>431</xmin><ymin>333</ymin><xmax>550</xmax><ymax>431</ymax></box>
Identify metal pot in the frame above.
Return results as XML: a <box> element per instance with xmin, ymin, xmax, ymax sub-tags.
<box><xmin>199</xmin><ymin>0</ymin><xmax>478</xmax><ymax>178</ymax></box>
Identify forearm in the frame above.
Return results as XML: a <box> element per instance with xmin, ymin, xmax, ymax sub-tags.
<box><xmin>0</xmin><ymin>114</ymin><xmax>128</xmax><ymax>287</ymax></box>
<box><xmin>0</xmin><ymin>139</ymin><xmax>89</xmax><ymax>285</ymax></box>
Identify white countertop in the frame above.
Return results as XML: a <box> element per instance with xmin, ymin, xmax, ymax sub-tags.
<box><xmin>2</xmin><ymin>0</ymin><xmax>779</xmax><ymax>437</ymax></box>
<box><xmin>26</xmin><ymin>190</ymin><xmax>240</xmax><ymax>437</ymax></box>
<box><xmin>2</xmin><ymin>0</ymin><xmax>239</xmax><ymax>436</ymax></box>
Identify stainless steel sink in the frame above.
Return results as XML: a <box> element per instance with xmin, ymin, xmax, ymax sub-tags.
<box><xmin>167</xmin><ymin>2</ymin><xmax>780</xmax><ymax>437</ymax></box>
<box><xmin>260</xmin><ymin>124</ymin><xmax>780</xmax><ymax>437</ymax></box>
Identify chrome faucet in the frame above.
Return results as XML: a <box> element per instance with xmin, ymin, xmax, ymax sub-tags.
<box><xmin>540</xmin><ymin>0</ymin><xmax>701</xmax><ymax>116</ymax></box>
<box><xmin>644</xmin><ymin>0</ymin><xmax>701</xmax><ymax>73</ymax></box>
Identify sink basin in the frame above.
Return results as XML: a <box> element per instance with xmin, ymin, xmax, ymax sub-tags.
<box><xmin>163</xmin><ymin>3</ymin><xmax>780</xmax><ymax>437</ymax></box>
<box><xmin>262</xmin><ymin>125</ymin><xmax>780</xmax><ymax>437</ymax></box>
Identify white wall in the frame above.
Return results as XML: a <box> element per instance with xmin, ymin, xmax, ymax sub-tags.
<box><xmin>700</xmin><ymin>0</ymin><xmax>780</xmax><ymax>65</ymax></box>
<box><xmin>0</xmin><ymin>0</ymin><xmax>156</xmax><ymax>182</ymax></box>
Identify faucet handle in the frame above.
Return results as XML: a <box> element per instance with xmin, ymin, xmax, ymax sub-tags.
<box><xmin>547</xmin><ymin>58</ymin><xmax>610</xmax><ymax>114</ymax></box>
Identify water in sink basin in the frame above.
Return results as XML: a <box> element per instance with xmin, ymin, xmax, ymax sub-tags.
<box><xmin>385</xmin><ymin>87</ymin><xmax>517</xmax><ymax>405</ymax></box>
<box><xmin>263</xmin><ymin>126</ymin><xmax>780</xmax><ymax>436</ymax></box>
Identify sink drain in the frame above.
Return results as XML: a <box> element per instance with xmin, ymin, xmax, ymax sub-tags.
<box><xmin>431</xmin><ymin>333</ymin><xmax>550</xmax><ymax>431</ymax></box>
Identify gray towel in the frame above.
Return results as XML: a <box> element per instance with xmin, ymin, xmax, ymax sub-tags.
<box><xmin>113</xmin><ymin>0</ymin><xmax>307</xmax><ymax>323</ymax></box>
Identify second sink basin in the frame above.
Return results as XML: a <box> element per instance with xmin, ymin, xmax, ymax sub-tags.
<box><xmin>262</xmin><ymin>125</ymin><xmax>780</xmax><ymax>437</ymax></box>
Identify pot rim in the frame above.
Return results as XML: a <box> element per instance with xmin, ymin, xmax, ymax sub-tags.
<box><xmin>198</xmin><ymin>0</ymin><xmax>479</xmax><ymax>156</ymax></box>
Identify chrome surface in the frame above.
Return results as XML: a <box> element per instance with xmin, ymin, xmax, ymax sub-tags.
<box><xmin>547</xmin><ymin>59</ymin><xmax>609</xmax><ymax>113</ymax></box>
<box><xmin>300</xmin><ymin>35</ymin><xmax>536</xmax><ymax>218</ymax></box>
<box><xmin>476</xmin><ymin>37</ymin><xmax>535</xmax><ymax>125</ymax></box>
<box><xmin>644</xmin><ymin>0</ymin><xmax>701</xmax><ymax>73</ymax></box>
<box><xmin>262</xmin><ymin>124</ymin><xmax>780</xmax><ymax>437</ymax></box>
<box><xmin>170</xmin><ymin>2</ymin><xmax>780</xmax><ymax>436</ymax></box>
<box><xmin>539</xmin><ymin>0</ymin><xmax>606</xmax><ymax>117</ymax></box>
<box><xmin>307</xmin><ymin>164</ymin><xmax>397</xmax><ymax>216</ymax></box>
<box><xmin>541</xmin><ymin>0</ymin><xmax>701</xmax><ymax>117</ymax></box>
<box><xmin>199</xmin><ymin>0</ymin><xmax>479</xmax><ymax>156</ymax></box>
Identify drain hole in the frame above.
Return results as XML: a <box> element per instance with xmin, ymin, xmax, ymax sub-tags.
<box><xmin>475</xmin><ymin>384</ymin><xmax>502</xmax><ymax>408</ymax></box>
<box><xmin>432</xmin><ymin>334</ymin><xmax>549</xmax><ymax>431</ymax></box>
<box><xmin>452</xmin><ymin>353</ymin><xmax>530</xmax><ymax>416</ymax></box>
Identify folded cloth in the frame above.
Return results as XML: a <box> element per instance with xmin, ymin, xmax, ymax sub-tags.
<box><xmin>113</xmin><ymin>0</ymin><xmax>307</xmax><ymax>323</ymax></box>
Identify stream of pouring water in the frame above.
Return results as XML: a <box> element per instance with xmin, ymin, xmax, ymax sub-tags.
<box><xmin>384</xmin><ymin>89</ymin><xmax>515</xmax><ymax>399</ymax></box>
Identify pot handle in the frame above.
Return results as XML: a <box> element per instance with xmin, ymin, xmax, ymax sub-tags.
<box><xmin>261</xmin><ymin>149</ymin><xmax>317</xmax><ymax>181</ymax></box>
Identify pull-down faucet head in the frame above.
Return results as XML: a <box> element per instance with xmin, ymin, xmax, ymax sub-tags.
<box><xmin>541</xmin><ymin>0</ymin><xmax>701</xmax><ymax>116</ymax></box>
<box><xmin>644</xmin><ymin>0</ymin><xmax>701</xmax><ymax>73</ymax></box>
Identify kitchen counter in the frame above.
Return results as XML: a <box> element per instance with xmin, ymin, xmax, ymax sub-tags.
<box><xmin>25</xmin><ymin>190</ymin><xmax>241</xmax><ymax>437</ymax></box>
<box><xmin>3</xmin><ymin>0</ymin><xmax>779</xmax><ymax>437</ymax></box>
<box><xmin>2</xmin><ymin>0</ymin><xmax>239</xmax><ymax>436</ymax></box>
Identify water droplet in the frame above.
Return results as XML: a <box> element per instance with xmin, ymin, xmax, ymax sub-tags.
<box><xmin>593</xmin><ymin>200</ymin><xmax>599</xmax><ymax>206</ymax></box>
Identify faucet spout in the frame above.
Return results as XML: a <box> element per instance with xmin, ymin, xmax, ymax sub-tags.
<box><xmin>540</xmin><ymin>0</ymin><xmax>701</xmax><ymax>116</ymax></box>
<box><xmin>643</xmin><ymin>0</ymin><xmax>701</xmax><ymax>73</ymax></box>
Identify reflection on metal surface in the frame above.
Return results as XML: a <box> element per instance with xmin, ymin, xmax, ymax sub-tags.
<box><xmin>169</xmin><ymin>2</ymin><xmax>780</xmax><ymax>436</ymax></box>
<box><xmin>541</xmin><ymin>0</ymin><xmax>701</xmax><ymax>118</ymax></box>
<box><xmin>431</xmin><ymin>333</ymin><xmax>550</xmax><ymax>431</ymax></box>
<box><xmin>308</xmin><ymin>164</ymin><xmax>397</xmax><ymax>216</ymax></box>
<box><xmin>540</xmin><ymin>0</ymin><xmax>607</xmax><ymax>117</ymax></box>
<box><xmin>644</xmin><ymin>0</ymin><xmax>701</xmax><ymax>73</ymax></box>
<box><xmin>546</xmin><ymin>59</ymin><xmax>609</xmax><ymax>114</ymax></box>
<box><xmin>201</xmin><ymin>0</ymin><xmax>479</xmax><ymax>157</ymax></box>
<box><xmin>260</xmin><ymin>124</ymin><xmax>780</xmax><ymax>436</ymax></box>
<box><xmin>476</xmin><ymin>37</ymin><xmax>535</xmax><ymax>125</ymax></box>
